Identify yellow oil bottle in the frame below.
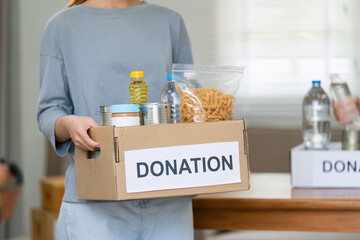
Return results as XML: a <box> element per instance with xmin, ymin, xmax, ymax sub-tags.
<box><xmin>129</xmin><ymin>71</ymin><xmax>148</xmax><ymax>104</ymax></box>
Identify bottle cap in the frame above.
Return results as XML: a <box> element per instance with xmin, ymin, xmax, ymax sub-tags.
<box><xmin>111</xmin><ymin>104</ymin><xmax>139</xmax><ymax>113</ymax></box>
<box><xmin>329</xmin><ymin>73</ymin><xmax>343</xmax><ymax>83</ymax></box>
<box><xmin>312</xmin><ymin>80</ymin><xmax>321</xmax><ymax>84</ymax></box>
<box><xmin>167</xmin><ymin>74</ymin><xmax>173</xmax><ymax>81</ymax></box>
<box><xmin>129</xmin><ymin>71</ymin><xmax>144</xmax><ymax>78</ymax></box>
<box><xmin>167</xmin><ymin>74</ymin><xmax>179</xmax><ymax>81</ymax></box>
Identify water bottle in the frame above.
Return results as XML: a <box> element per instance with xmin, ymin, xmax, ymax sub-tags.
<box><xmin>161</xmin><ymin>74</ymin><xmax>180</xmax><ymax>123</ymax></box>
<box><xmin>302</xmin><ymin>80</ymin><xmax>331</xmax><ymax>150</ymax></box>
<box><xmin>329</xmin><ymin>73</ymin><xmax>359</xmax><ymax>125</ymax></box>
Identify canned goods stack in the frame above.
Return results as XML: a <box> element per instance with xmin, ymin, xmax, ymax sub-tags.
<box><xmin>100</xmin><ymin>106</ymin><xmax>112</xmax><ymax>126</ymax></box>
<box><xmin>342</xmin><ymin>129</ymin><xmax>360</xmax><ymax>150</ymax></box>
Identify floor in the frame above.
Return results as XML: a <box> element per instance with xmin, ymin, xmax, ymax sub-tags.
<box><xmin>8</xmin><ymin>231</ymin><xmax>360</xmax><ymax>240</ymax></box>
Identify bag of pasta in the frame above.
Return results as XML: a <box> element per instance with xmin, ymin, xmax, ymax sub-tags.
<box><xmin>173</xmin><ymin>64</ymin><xmax>244</xmax><ymax>123</ymax></box>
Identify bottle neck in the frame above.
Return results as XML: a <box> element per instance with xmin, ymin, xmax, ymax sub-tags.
<box><xmin>312</xmin><ymin>83</ymin><xmax>321</xmax><ymax>88</ymax></box>
<box><xmin>131</xmin><ymin>77</ymin><xmax>144</xmax><ymax>81</ymax></box>
<box><xmin>330</xmin><ymin>75</ymin><xmax>343</xmax><ymax>84</ymax></box>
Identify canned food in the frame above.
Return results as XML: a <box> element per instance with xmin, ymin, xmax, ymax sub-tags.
<box><xmin>140</xmin><ymin>103</ymin><xmax>170</xmax><ymax>125</ymax></box>
<box><xmin>100</xmin><ymin>106</ymin><xmax>112</xmax><ymax>126</ymax></box>
<box><xmin>342</xmin><ymin>129</ymin><xmax>360</xmax><ymax>150</ymax></box>
<box><xmin>111</xmin><ymin>104</ymin><xmax>140</xmax><ymax>127</ymax></box>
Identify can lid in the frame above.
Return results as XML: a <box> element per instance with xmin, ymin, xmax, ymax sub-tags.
<box><xmin>111</xmin><ymin>104</ymin><xmax>139</xmax><ymax>113</ymax></box>
<box><xmin>129</xmin><ymin>71</ymin><xmax>144</xmax><ymax>78</ymax></box>
<box><xmin>100</xmin><ymin>106</ymin><xmax>112</xmax><ymax>112</ymax></box>
<box><xmin>140</xmin><ymin>102</ymin><xmax>169</xmax><ymax>111</ymax></box>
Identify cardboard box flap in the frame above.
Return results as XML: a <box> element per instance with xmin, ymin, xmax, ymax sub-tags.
<box><xmin>75</xmin><ymin>126</ymin><xmax>118</xmax><ymax>200</ymax></box>
<box><xmin>114</xmin><ymin>119</ymin><xmax>247</xmax><ymax>157</ymax></box>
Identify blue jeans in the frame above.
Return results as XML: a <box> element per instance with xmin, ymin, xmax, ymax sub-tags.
<box><xmin>56</xmin><ymin>196</ymin><xmax>194</xmax><ymax>240</ymax></box>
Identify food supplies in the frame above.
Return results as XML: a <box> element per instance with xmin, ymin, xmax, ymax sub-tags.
<box><xmin>179</xmin><ymin>88</ymin><xmax>234</xmax><ymax>123</ymax></box>
<box><xmin>129</xmin><ymin>71</ymin><xmax>148</xmax><ymax>105</ymax></box>
<box><xmin>77</xmin><ymin>68</ymin><xmax>249</xmax><ymax>201</ymax></box>
<box><xmin>173</xmin><ymin>64</ymin><xmax>244</xmax><ymax>123</ymax></box>
<box><xmin>111</xmin><ymin>104</ymin><xmax>140</xmax><ymax>127</ymax></box>
<box><xmin>140</xmin><ymin>103</ymin><xmax>170</xmax><ymax>125</ymax></box>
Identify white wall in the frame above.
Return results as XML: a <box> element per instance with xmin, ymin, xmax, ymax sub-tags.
<box><xmin>8</xmin><ymin>0</ymin><xmax>68</xmax><ymax>236</ymax></box>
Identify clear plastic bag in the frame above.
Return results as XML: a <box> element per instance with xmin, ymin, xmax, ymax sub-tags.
<box><xmin>172</xmin><ymin>64</ymin><xmax>244</xmax><ymax>123</ymax></box>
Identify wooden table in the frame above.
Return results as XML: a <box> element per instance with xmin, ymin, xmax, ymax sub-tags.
<box><xmin>192</xmin><ymin>173</ymin><xmax>360</xmax><ymax>232</ymax></box>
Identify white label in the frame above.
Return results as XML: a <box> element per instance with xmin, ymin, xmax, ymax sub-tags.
<box><xmin>124</xmin><ymin>142</ymin><xmax>241</xmax><ymax>193</ymax></box>
<box><xmin>304</xmin><ymin>104</ymin><xmax>330</xmax><ymax>121</ymax></box>
<box><xmin>112</xmin><ymin>116</ymin><xmax>139</xmax><ymax>127</ymax></box>
<box><xmin>313</xmin><ymin>157</ymin><xmax>360</xmax><ymax>187</ymax></box>
<box><xmin>291</xmin><ymin>143</ymin><xmax>360</xmax><ymax>187</ymax></box>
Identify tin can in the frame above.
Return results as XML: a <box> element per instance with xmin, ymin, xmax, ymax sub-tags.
<box><xmin>342</xmin><ymin>129</ymin><xmax>360</xmax><ymax>150</ymax></box>
<box><xmin>100</xmin><ymin>106</ymin><xmax>112</xmax><ymax>126</ymax></box>
<box><xmin>111</xmin><ymin>104</ymin><xmax>140</xmax><ymax>127</ymax></box>
<box><xmin>140</xmin><ymin>103</ymin><xmax>171</xmax><ymax>125</ymax></box>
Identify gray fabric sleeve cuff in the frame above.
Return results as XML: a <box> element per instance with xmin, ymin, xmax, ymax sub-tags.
<box><xmin>42</xmin><ymin>111</ymin><xmax>71</xmax><ymax>157</ymax></box>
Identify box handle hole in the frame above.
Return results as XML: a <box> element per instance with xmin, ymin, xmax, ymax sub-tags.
<box><xmin>87</xmin><ymin>148</ymin><xmax>101</xmax><ymax>159</ymax></box>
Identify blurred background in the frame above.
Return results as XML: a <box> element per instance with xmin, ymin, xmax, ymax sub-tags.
<box><xmin>0</xmin><ymin>0</ymin><xmax>360</xmax><ymax>239</ymax></box>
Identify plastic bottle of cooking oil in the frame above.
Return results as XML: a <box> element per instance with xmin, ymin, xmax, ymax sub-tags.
<box><xmin>129</xmin><ymin>71</ymin><xmax>148</xmax><ymax>104</ymax></box>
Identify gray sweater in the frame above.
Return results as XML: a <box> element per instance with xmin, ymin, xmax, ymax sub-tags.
<box><xmin>37</xmin><ymin>2</ymin><xmax>193</xmax><ymax>202</ymax></box>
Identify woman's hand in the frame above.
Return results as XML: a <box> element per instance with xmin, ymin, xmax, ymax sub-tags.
<box><xmin>332</xmin><ymin>97</ymin><xmax>360</xmax><ymax>124</ymax></box>
<box><xmin>55</xmin><ymin>115</ymin><xmax>99</xmax><ymax>151</ymax></box>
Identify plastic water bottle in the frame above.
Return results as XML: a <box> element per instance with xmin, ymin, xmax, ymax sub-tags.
<box><xmin>161</xmin><ymin>74</ymin><xmax>180</xmax><ymax>123</ymax></box>
<box><xmin>302</xmin><ymin>80</ymin><xmax>331</xmax><ymax>150</ymax></box>
<box><xmin>329</xmin><ymin>73</ymin><xmax>359</xmax><ymax>125</ymax></box>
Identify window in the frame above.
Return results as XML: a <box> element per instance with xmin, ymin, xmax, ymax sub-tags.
<box><xmin>153</xmin><ymin>0</ymin><xmax>359</xmax><ymax>127</ymax></box>
<box><xmin>214</xmin><ymin>0</ymin><xmax>359</xmax><ymax>127</ymax></box>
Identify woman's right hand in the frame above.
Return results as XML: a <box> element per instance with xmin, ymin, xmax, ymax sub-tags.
<box><xmin>55</xmin><ymin>115</ymin><xmax>99</xmax><ymax>151</ymax></box>
<box><xmin>332</xmin><ymin>97</ymin><xmax>360</xmax><ymax>124</ymax></box>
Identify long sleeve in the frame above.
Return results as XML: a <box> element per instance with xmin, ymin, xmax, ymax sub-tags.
<box><xmin>37</xmin><ymin>19</ymin><xmax>73</xmax><ymax>157</ymax></box>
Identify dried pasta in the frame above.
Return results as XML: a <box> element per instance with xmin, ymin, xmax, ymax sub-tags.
<box><xmin>179</xmin><ymin>88</ymin><xmax>234</xmax><ymax>123</ymax></box>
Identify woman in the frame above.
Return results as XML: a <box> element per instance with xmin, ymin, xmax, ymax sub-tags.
<box><xmin>37</xmin><ymin>0</ymin><xmax>194</xmax><ymax>239</ymax></box>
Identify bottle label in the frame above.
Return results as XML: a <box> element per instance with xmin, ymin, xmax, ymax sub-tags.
<box><xmin>112</xmin><ymin>116</ymin><xmax>140</xmax><ymax>127</ymax></box>
<box><xmin>305</xmin><ymin>104</ymin><xmax>330</xmax><ymax>121</ymax></box>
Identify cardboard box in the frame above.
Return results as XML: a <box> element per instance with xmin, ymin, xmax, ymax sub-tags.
<box><xmin>41</xmin><ymin>176</ymin><xmax>65</xmax><ymax>212</ymax></box>
<box><xmin>75</xmin><ymin>120</ymin><xmax>250</xmax><ymax>200</ymax></box>
<box><xmin>291</xmin><ymin>142</ymin><xmax>360</xmax><ymax>188</ymax></box>
<box><xmin>31</xmin><ymin>208</ymin><xmax>58</xmax><ymax>240</ymax></box>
